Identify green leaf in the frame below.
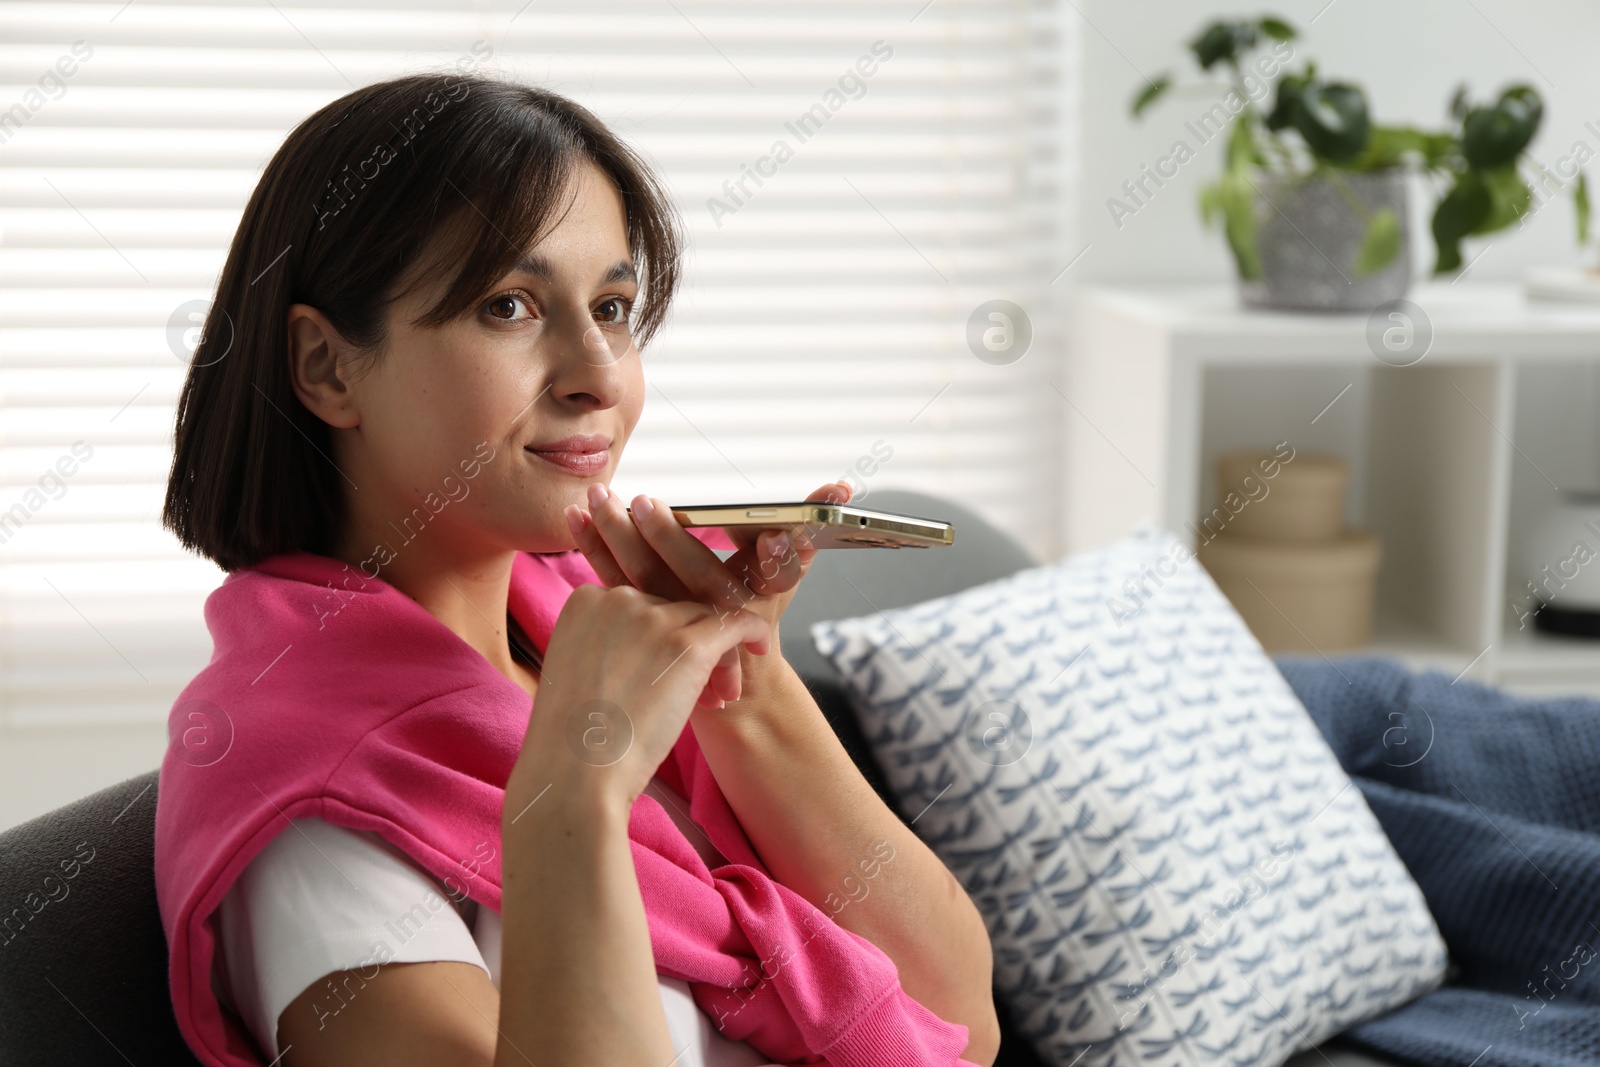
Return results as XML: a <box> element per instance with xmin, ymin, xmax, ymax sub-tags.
<box><xmin>1462</xmin><ymin>84</ymin><xmax>1543</xmax><ymax>169</ymax></box>
<box><xmin>1502</xmin><ymin>85</ymin><xmax>1544</xmax><ymax>137</ymax></box>
<box><xmin>1200</xmin><ymin>181</ymin><xmax>1222</xmax><ymax>226</ymax></box>
<box><xmin>1226</xmin><ymin>109</ymin><xmax>1259</xmax><ymax>170</ymax></box>
<box><xmin>1217</xmin><ymin>126</ymin><xmax>1264</xmax><ymax>280</ymax></box>
<box><xmin>1355</xmin><ymin>207</ymin><xmax>1401</xmax><ymax>276</ymax></box>
<box><xmin>1350</xmin><ymin>125</ymin><xmax>1455</xmax><ymax>172</ymax></box>
<box><xmin>1258</xmin><ymin>16</ymin><xmax>1296</xmax><ymax>40</ymax></box>
<box><xmin>1476</xmin><ymin>164</ymin><xmax>1532</xmax><ymax>233</ymax></box>
<box><xmin>1190</xmin><ymin>21</ymin><xmax>1258</xmax><ymax>70</ymax></box>
<box><xmin>1217</xmin><ymin>170</ymin><xmax>1262</xmax><ymax>279</ymax></box>
<box><xmin>1576</xmin><ymin>169</ymin><xmax>1591</xmax><ymax>245</ymax></box>
<box><xmin>1131</xmin><ymin>74</ymin><xmax>1173</xmax><ymax>118</ymax></box>
<box><xmin>1462</xmin><ymin>107</ymin><xmax>1525</xmax><ymax>168</ymax></box>
<box><xmin>1199</xmin><ymin>128</ymin><xmax>1263</xmax><ymax>282</ymax></box>
<box><xmin>1292</xmin><ymin>82</ymin><xmax>1372</xmax><ymax>163</ymax></box>
<box><xmin>1432</xmin><ymin>171</ymin><xmax>1491</xmax><ymax>273</ymax></box>
<box><xmin>1265</xmin><ymin>72</ymin><xmax>1307</xmax><ymax>132</ymax></box>
<box><xmin>1448</xmin><ymin>83</ymin><xmax>1470</xmax><ymax>122</ymax></box>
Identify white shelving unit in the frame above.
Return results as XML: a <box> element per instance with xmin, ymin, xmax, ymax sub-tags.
<box><xmin>1065</xmin><ymin>283</ymin><xmax>1600</xmax><ymax>696</ymax></box>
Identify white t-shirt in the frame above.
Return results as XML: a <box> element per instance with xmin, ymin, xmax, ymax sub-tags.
<box><xmin>211</xmin><ymin>774</ymin><xmax>772</xmax><ymax>1066</ymax></box>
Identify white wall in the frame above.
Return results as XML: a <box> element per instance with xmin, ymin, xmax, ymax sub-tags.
<box><xmin>1073</xmin><ymin>0</ymin><xmax>1600</xmax><ymax>285</ymax></box>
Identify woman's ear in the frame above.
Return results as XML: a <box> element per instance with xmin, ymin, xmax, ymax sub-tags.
<box><xmin>286</xmin><ymin>303</ymin><xmax>363</xmax><ymax>430</ymax></box>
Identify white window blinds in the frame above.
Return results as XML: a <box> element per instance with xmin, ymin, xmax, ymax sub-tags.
<box><xmin>0</xmin><ymin>0</ymin><xmax>1075</xmax><ymax>728</ymax></box>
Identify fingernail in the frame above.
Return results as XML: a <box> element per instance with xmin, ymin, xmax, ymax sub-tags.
<box><xmin>632</xmin><ymin>493</ymin><xmax>653</xmax><ymax>519</ymax></box>
<box><xmin>767</xmin><ymin>530</ymin><xmax>791</xmax><ymax>557</ymax></box>
<box><xmin>564</xmin><ymin>506</ymin><xmax>584</xmax><ymax>537</ymax></box>
<box><xmin>587</xmin><ymin>483</ymin><xmax>607</xmax><ymax>509</ymax></box>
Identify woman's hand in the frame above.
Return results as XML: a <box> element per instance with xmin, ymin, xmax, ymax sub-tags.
<box><xmin>504</xmin><ymin>584</ymin><xmax>772</xmax><ymax>818</ymax></box>
<box><xmin>563</xmin><ymin>480</ymin><xmax>851</xmax><ymax>710</ymax></box>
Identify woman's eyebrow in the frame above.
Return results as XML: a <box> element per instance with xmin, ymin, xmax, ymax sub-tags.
<box><xmin>601</xmin><ymin>260</ymin><xmax>638</xmax><ymax>284</ymax></box>
<box><xmin>512</xmin><ymin>253</ymin><xmax>637</xmax><ymax>286</ymax></box>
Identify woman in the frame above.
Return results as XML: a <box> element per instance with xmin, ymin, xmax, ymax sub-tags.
<box><xmin>153</xmin><ymin>70</ymin><xmax>999</xmax><ymax>1066</ymax></box>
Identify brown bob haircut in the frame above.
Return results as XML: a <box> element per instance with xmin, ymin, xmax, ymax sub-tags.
<box><xmin>163</xmin><ymin>72</ymin><xmax>683</xmax><ymax>572</ymax></box>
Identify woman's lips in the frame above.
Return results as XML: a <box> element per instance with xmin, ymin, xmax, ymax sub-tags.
<box><xmin>528</xmin><ymin>447</ymin><xmax>609</xmax><ymax>475</ymax></box>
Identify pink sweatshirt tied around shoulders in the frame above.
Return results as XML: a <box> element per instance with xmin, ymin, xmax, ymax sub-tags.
<box><xmin>153</xmin><ymin>533</ymin><xmax>977</xmax><ymax>1066</ymax></box>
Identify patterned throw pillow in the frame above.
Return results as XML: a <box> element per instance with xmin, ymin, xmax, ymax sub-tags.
<box><xmin>811</xmin><ymin>528</ymin><xmax>1447</xmax><ymax>1067</ymax></box>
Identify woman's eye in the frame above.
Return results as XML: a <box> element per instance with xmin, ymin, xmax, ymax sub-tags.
<box><xmin>485</xmin><ymin>293</ymin><xmax>534</xmax><ymax>321</ymax></box>
<box><xmin>595</xmin><ymin>297</ymin><xmax>633</xmax><ymax>327</ymax></box>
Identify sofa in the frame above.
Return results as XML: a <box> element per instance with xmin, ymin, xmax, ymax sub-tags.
<box><xmin>0</xmin><ymin>489</ymin><xmax>1402</xmax><ymax>1066</ymax></box>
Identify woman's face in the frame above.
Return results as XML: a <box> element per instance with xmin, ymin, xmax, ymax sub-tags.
<box><xmin>335</xmin><ymin>158</ymin><xmax>645</xmax><ymax>558</ymax></box>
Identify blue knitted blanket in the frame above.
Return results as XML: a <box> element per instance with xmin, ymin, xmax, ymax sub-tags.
<box><xmin>1276</xmin><ymin>656</ymin><xmax>1600</xmax><ymax>1067</ymax></box>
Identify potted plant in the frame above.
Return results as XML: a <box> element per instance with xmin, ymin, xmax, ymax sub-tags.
<box><xmin>1131</xmin><ymin>14</ymin><xmax>1561</xmax><ymax>311</ymax></box>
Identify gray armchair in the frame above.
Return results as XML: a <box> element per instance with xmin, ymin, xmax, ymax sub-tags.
<box><xmin>0</xmin><ymin>769</ymin><xmax>200</xmax><ymax>1065</ymax></box>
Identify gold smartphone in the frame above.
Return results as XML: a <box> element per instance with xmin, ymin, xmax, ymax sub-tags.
<box><xmin>636</xmin><ymin>501</ymin><xmax>955</xmax><ymax>549</ymax></box>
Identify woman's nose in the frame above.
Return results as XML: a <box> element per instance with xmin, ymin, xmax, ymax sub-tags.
<box><xmin>580</xmin><ymin>324</ymin><xmax>622</xmax><ymax>366</ymax></box>
<box><xmin>550</xmin><ymin>318</ymin><xmax>631</xmax><ymax>408</ymax></box>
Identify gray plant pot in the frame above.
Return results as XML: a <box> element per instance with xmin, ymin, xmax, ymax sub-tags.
<box><xmin>1239</xmin><ymin>169</ymin><xmax>1412</xmax><ymax>312</ymax></box>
